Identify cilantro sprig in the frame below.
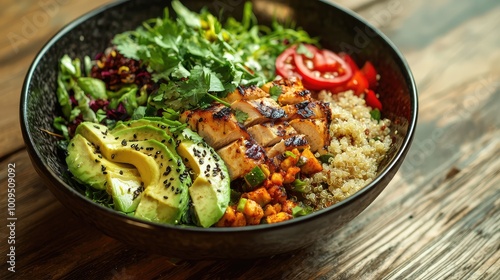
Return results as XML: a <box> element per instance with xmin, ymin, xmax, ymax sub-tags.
<box><xmin>112</xmin><ymin>1</ymin><xmax>316</xmax><ymax>113</ymax></box>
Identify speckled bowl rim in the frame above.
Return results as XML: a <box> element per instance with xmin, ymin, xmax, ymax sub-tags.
<box><xmin>20</xmin><ymin>0</ymin><xmax>418</xmax><ymax>234</ymax></box>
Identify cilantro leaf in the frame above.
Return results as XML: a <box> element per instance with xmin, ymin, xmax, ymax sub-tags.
<box><xmin>269</xmin><ymin>85</ymin><xmax>282</xmax><ymax>101</ymax></box>
<box><xmin>234</xmin><ymin>109</ymin><xmax>249</xmax><ymax>124</ymax></box>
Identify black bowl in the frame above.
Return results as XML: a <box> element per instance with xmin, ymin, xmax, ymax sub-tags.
<box><xmin>20</xmin><ymin>0</ymin><xmax>417</xmax><ymax>259</ymax></box>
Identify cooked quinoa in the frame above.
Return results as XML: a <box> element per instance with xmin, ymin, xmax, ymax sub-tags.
<box><xmin>300</xmin><ymin>90</ymin><xmax>392</xmax><ymax>209</ymax></box>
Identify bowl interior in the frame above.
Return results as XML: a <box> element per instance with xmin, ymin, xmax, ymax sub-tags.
<box><xmin>21</xmin><ymin>0</ymin><xmax>417</xmax><ymax>259</ymax></box>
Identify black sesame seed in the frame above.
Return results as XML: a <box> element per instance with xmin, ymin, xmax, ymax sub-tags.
<box><xmin>121</xmin><ymin>139</ymin><xmax>127</xmax><ymax>146</ymax></box>
<box><xmin>111</xmin><ymin>154</ymin><xmax>115</xmax><ymax>159</ymax></box>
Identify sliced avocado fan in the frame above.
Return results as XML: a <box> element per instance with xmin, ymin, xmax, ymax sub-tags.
<box><xmin>113</xmin><ymin>118</ymin><xmax>231</xmax><ymax>228</ymax></box>
<box><xmin>71</xmin><ymin>122</ymin><xmax>190</xmax><ymax>225</ymax></box>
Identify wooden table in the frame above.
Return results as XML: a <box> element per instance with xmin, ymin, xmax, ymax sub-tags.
<box><xmin>1</xmin><ymin>0</ymin><xmax>499</xmax><ymax>279</ymax></box>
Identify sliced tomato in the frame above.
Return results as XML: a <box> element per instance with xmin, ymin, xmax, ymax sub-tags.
<box><xmin>338</xmin><ymin>52</ymin><xmax>359</xmax><ymax>72</ymax></box>
<box><xmin>365</xmin><ymin>89</ymin><xmax>382</xmax><ymax>110</ymax></box>
<box><xmin>331</xmin><ymin>70</ymin><xmax>369</xmax><ymax>95</ymax></box>
<box><xmin>313</xmin><ymin>50</ymin><xmax>341</xmax><ymax>72</ymax></box>
<box><xmin>293</xmin><ymin>45</ymin><xmax>353</xmax><ymax>90</ymax></box>
<box><xmin>275</xmin><ymin>46</ymin><xmax>300</xmax><ymax>79</ymax></box>
<box><xmin>361</xmin><ymin>61</ymin><xmax>378</xmax><ymax>89</ymax></box>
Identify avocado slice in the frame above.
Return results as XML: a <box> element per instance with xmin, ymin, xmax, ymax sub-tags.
<box><xmin>66</xmin><ymin>134</ymin><xmax>143</xmax><ymax>212</ymax></box>
<box><xmin>113</xmin><ymin>117</ymin><xmax>184</xmax><ymax>136</ymax></box>
<box><xmin>75</xmin><ymin>122</ymin><xmax>190</xmax><ymax>224</ymax></box>
<box><xmin>177</xmin><ymin>128</ymin><xmax>231</xmax><ymax>228</ymax></box>
<box><xmin>111</xmin><ymin>125</ymin><xmax>178</xmax><ymax>160</ymax></box>
<box><xmin>132</xmin><ymin>139</ymin><xmax>190</xmax><ymax>224</ymax></box>
<box><xmin>111</xmin><ymin>125</ymin><xmax>193</xmax><ymax>224</ymax></box>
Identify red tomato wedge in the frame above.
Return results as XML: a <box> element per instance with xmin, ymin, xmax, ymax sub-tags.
<box><xmin>365</xmin><ymin>89</ymin><xmax>382</xmax><ymax>110</ymax></box>
<box><xmin>361</xmin><ymin>61</ymin><xmax>378</xmax><ymax>89</ymax></box>
<box><xmin>332</xmin><ymin>70</ymin><xmax>369</xmax><ymax>95</ymax></box>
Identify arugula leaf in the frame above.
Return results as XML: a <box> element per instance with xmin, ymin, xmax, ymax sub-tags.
<box><xmin>171</xmin><ymin>0</ymin><xmax>201</xmax><ymax>28</ymax></box>
<box><xmin>56</xmin><ymin>74</ymin><xmax>72</xmax><ymax>119</ymax></box>
<box><xmin>53</xmin><ymin>116</ymin><xmax>69</xmax><ymax>139</ymax></box>
<box><xmin>131</xmin><ymin>106</ymin><xmax>147</xmax><ymax>120</ymax></box>
<box><xmin>96</xmin><ymin>109</ymin><xmax>107</xmax><ymax>123</ymax></box>
<box><xmin>60</xmin><ymin>54</ymin><xmax>76</xmax><ymax>76</ymax></box>
<box><xmin>77</xmin><ymin>77</ymin><xmax>107</xmax><ymax>100</ymax></box>
<box><xmin>73</xmin><ymin>84</ymin><xmax>97</xmax><ymax>123</ymax></box>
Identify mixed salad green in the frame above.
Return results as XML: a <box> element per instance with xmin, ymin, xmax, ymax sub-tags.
<box><xmin>55</xmin><ymin>1</ymin><xmax>316</xmax><ymax>140</ymax></box>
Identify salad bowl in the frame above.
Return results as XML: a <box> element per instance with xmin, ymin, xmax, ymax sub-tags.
<box><xmin>20</xmin><ymin>0</ymin><xmax>417</xmax><ymax>259</ymax></box>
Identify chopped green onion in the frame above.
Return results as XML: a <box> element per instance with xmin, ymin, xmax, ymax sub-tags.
<box><xmin>237</xmin><ymin>198</ymin><xmax>248</xmax><ymax>212</ymax></box>
<box><xmin>292</xmin><ymin>179</ymin><xmax>308</xmax><ymax>192</ymax></box>
<box><xmin>244</xmin><ymin>165</ymin><xmax>267</xmax><ymax>190</ymax></box>
<box><xmin>292</xmin><ymin>205</ymin><xmax>313</xmax><ymax>217</ymax></box>
<box><xmin>285</xmin><ymin>151</ymin><xmax>296</xmax><ymax>158</ymax></box>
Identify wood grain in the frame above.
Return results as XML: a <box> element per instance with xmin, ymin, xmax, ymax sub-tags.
<box><xmin>1</xmin><ymin>0</ymin><xmax>499</xmax><ymax>279</ymax></box>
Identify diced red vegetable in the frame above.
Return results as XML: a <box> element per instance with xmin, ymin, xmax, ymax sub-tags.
<box><xmin>365</xmin><ymin>89</ymin><xmax>382</xmax><ymax>110</ymax></box>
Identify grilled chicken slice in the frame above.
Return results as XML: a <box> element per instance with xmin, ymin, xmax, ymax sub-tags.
<box><xmin>282</xmin><ymin>100</ymin><xmax>332</xmax><ymax>121</ymax></box>
<box><xmin>266</xmin><ymin>134</ymin><xmax>310</xmax><ymax>159</ymax></box>
<box><xmin>230</xmin><ymin>97</ymin><xmax>287</xmax><ymax>127</ymax></box>
<box><xmin>224</xmin><ymin>85</ymin><xmax>269</xmax><ymax>103</ymax></box>
<box><xmin>217</xmin><ymin>138</ymin><xmax>266</xmax><ymax>180</ymax></box>
<box><xmin>262</xmin><ymin>77</ymin><xmax>312</xmax><ymax>105</ymax></box>
<box><xmin>180</xmin><ymin>104</ymin><xmax>249</xmax><ymax>150</ymax></box>
<box><xmin>247</xmin><ymin>121</ymin><xmax>297</xmax><ymax>147</ymax></box>
<box><xmin>289</xmin><ymin>118</ymin><xmax>329</xmax><ymax>152</ymax></box>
